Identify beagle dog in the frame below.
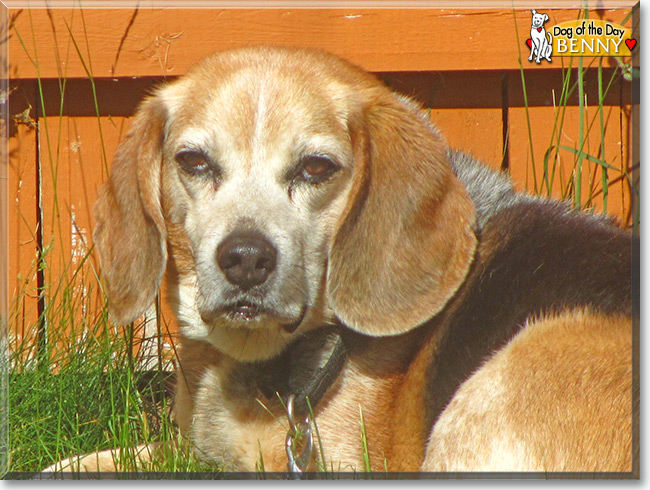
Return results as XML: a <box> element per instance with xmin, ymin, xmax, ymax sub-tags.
<box><xmin>46</xmin><ymin>46</ymin><xmax>637</xmax><ymax>476</ymax></box>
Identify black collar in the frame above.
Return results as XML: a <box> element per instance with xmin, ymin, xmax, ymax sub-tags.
<box><xmin>257</xmin><ymin>326</ymin><xmax>349</xmax><ymax>418</ymax></box>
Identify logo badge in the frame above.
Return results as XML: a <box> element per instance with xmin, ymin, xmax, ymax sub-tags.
<box><xmin>526</xmin><ymin>12</ymin><xmax>636</xmax><ymax>60</ymax></box>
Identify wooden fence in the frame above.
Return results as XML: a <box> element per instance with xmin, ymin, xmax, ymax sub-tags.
<box><xmin>4</xmin><ymin>5</ymin><xmax>639</xmax><ymax>362</ymax></box>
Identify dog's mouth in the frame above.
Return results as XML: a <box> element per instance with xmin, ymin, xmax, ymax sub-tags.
<box><xmin>224</xmin><ymin>301</ymin><xmax>265</xmax><ymax>322</ymax></box>
<box><xmin>201</xmin><ymin>301</ymin><xmax>307</xmax><ymax>333</ymax></box>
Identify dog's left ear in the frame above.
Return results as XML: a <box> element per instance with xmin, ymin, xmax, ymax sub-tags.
<box><xmin>327</xmin><ymin>93</ymin><xmax>477</xmax><ymax>336</ymax></box>
<box><xmin>544</xmin><ymin>13</ymin><xmax>549</xmax><ymax>21</ymax></box>
<box><xmin>93</xmin><ymin>97</ymin><xmax>168</xmax><ymax>325</ymax></box>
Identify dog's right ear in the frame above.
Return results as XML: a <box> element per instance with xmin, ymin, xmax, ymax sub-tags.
<box><xmin>531</xmin><ymin>9</ymin><xmax>537</xmax><ymax>15</ymax></box>
<box><xmin>93</xmin><ymin>97</ymin><xmax>168</xmax><ymax>325</ymax></box>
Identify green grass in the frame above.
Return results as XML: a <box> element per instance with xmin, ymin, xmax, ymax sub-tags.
<box><xmin>5</xmin><ymin>9</ymin><xmax>212</xmax><ymax>476</ymax></box>
<box><xmin>513</xmin><ymin>5</ymin><xmax>639</xmax><ymax>230</ymax></box>
<box><xmin>6</xmin><ymin>245</ymin><xmax>212</xmax><ymax>476</ymax></box>
<box><xmin>4</xmin><ymin>4</ymin><xmax>639</xmax><ymax>480</ymax></box>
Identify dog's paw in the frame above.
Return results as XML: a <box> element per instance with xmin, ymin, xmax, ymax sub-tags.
<box><xmin>37</xmin><ymin>449</ymin><xmax>120</xmax><ymax>476</ymax></box>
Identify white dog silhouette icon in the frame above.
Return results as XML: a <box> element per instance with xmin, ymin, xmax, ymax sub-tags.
<box><xmin>528</xmin><ymin>9</ymin><xmax>553</xmax><ymax>63</ymax></box>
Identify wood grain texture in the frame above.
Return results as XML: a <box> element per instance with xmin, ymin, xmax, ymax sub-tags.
<box><xmin>508</xmin><ymin>104</ymin><xmax>632</xmax><ymax>223</ymax></box>
<box><xmin>8</xmin><ymin>8</ymin><xmax>633</xmax><ymax>78</ymax></box>
<box><xmin>34</xmin><ymin>116</ymin><xmax>120</xmax><ymax>349</ymax></box>
<box><xmin>430</xmin><ymin>108</ymin><xmax>504</xmax><ymax>169</ymax></box>
<box><xmin>7</xmin><ymin>124</ymin><xmax>39</xmax><ymax>348</ymax></box>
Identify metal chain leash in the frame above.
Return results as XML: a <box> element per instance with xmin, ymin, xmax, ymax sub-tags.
<box><xmin>285</xmin><ymin>394</ymin><xmax>313</xmax><ymax>477</ymax></box>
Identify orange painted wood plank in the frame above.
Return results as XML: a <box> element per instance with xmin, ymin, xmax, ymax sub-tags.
<box><xmin>7</xmin><ymin>122</ymin><xmax>40</xmax><ymax>348</ymax></box>
<box><xmin>430</xmin><ymin>108</ymin><xmax>504</xmax><ymax>170</ymax></box>
<box><xmin>431</xmin><ymin>101</ymin><xmax>633</xmax><ymax>225</ymax></box>
<box><xmin>36</xmin><ymin>115</ymin><xmax>180</xmax><ymax>350</ymax></box>
<box><xmin>508</xmin><ymin>104</ymin><xmax>632</xmax><ymax>225</ymax></box>
<box><xmin>37</xmin><ymin>116</ymin><xmax>124</xmax><ymax>351</ymax></box>
<box><xmin>8</xmin><ymin>7</ymin><xmax>633</xmax><ymax>79</ymax></box>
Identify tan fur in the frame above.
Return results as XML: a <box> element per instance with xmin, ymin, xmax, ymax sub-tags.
<box><xmin>327</xmin><ymin>94</ymin><xmax>477</xmax><ymax>336</ymax></box>
<box><xmin>174</xmin><ymin>330</ymin><xmax>423</xmax><ymax>472</ymax></box>
<box><xmin>93</xmin><ymin>98</ymin><xmax>168</xmax><ymax>325</ymax></box>
<box><xmin>387</xmin><ymin>320</ymin><xmax>447</xmax><ymax>471</ymax></box>
<box><xmin>95</xmin><ymin>46</ymin><xmax>477</xmax><ymax>341</ymax></box>
<box><xmin>43</xmin><ymin>47</ymin><xmax>633</xmax><ymax>476</ymax></box>
<box><xmin>41</xmin><ymin>442</ymin><xmax>167</xmax><ymax>474</ymax></box>
<box><xmin>89</xmin><ymin>46</ymin><xmax>478</xmax><ymax>472</ymax></box>
<box><xmin>423</xmin><ymin>309</ymin><xmax>633</xmax><ymax>472</ymax></box>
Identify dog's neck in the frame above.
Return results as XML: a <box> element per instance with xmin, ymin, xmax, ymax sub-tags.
<box><xmin>217</xmin><ymin>325</ymin><xmax>353</xmax><ymax>418</ymax></box>
<box><xmin>255</xmin><ymin>325</ymin><xmax>349</xmax><ymax>417</ymax></box>
<box><xmin>447</xmin><ymin>149</ymin><xmax>519</xmax><ymax>230</ymax></box>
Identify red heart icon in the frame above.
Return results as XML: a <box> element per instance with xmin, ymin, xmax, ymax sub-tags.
<box><xmin>537</xmin><ymin>27</ymin><xmax>543</xmax><ymax>32</ymax></box>
<box><xmin>526</xmin><ymin>39</ymin><xmax>532</xmax><ymax>48</ymax></box>
<box><xmin>625</xmin><ymin>39</ymin><xmax>637</xmax><ymax>51</ymax></box>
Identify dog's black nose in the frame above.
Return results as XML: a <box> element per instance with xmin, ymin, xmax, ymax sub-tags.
<box><xmin>217</xmin><ymin>231</ymin><xmax>277</xmax><ymax>289</ymax></box>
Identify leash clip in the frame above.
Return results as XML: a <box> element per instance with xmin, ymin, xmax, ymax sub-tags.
<box><xmin>285</xmin><ymin>394</ymin><xmax>313</xmax><ymax>477</ymax></box>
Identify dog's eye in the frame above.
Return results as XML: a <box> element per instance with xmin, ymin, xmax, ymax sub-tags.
<box><xmin>296</xmin><ymin>155</ymin><xmax>339</xmax><ymax>184</ymax></box>
<box><xmin>175</xmin><ymin>150</ymin><xmax>212</xmax><ymax>176</ymax></box>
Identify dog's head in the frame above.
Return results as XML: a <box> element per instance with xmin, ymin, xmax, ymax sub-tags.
<box><xmin>531</xmin><ymin>9</ymin><xmax>549</xmax><ymax>29</ymax></box>
<box><xmin>93</xmin><ymin>46</ymin><xmax>477</xmax><ymax>361</ymax></box>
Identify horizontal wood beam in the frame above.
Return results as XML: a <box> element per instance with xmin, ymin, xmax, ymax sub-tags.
<box><xmin>7</xmin><ymin>67</ymin><xmax>630</xmax><ymax>136</ymax></box>
<box><xmin>7</xmin><ymin>7</ymin><xmax>633</xmax><ymax>78</ymax></box>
